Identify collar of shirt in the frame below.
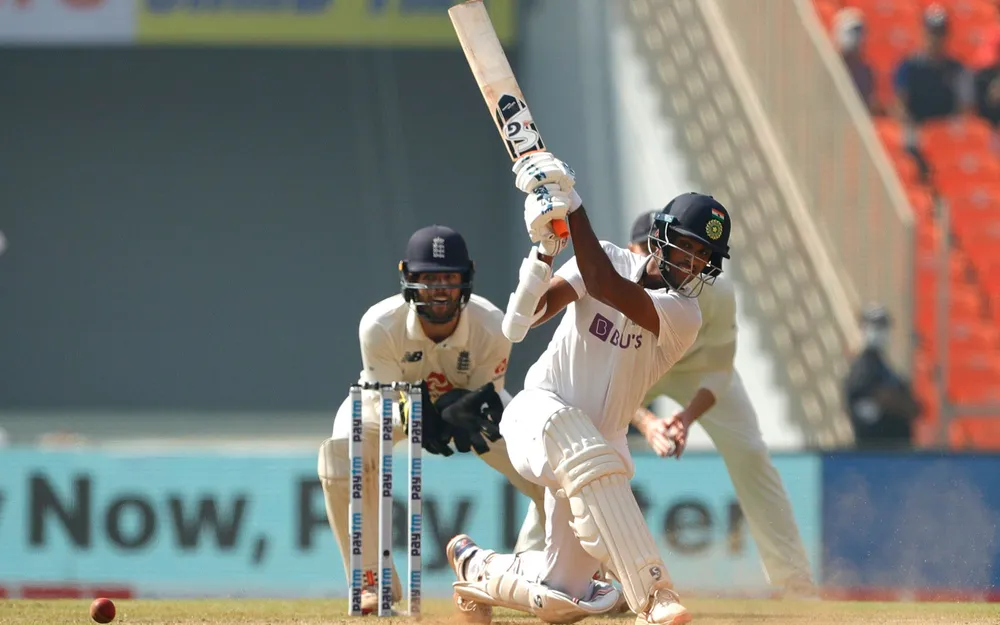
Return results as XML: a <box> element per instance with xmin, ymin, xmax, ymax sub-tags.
<box><xmin>405</xmin><ymin>306</ymin><xmax>470</xmax><ymax>348</ymax></box>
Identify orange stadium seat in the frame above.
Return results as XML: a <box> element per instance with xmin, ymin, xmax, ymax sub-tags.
<box><xmin>947</xmin><ymin>354</ymin><xmax>1000</xmax><ymax>405</ymax></box>
<box><xmin>815</xmin><ymin>0</ymin><xmax>839</xmax><ymax>30</ymax></box>
<box><xmin>919</xmin><ymin>116</ymin><xmax>993</xmax><ymax>154</ymax></box>
<box><xmin>888</xmin><ymin>150</ymin><xmax>923</xmax><ymax>185</ymax></box>
<box><xmin>908</xmin><ymin>186</ymin><xmax>936</xmax><ymax>219</ymax></box>
<box><xmin>950</xmin><ymin>416</ymin><xmax>1000</xmax><ymax>450</ymax></box>
<box><xmin>874</xmin><ymin>116</ymin><xmax>904</xmax><ymax>149</ymax></box>
<box><xmin>942</xmin><ymin>182</ymin><xmax>1000</xmax><ymax>217</ymax></box>
<box><xmin>931</xmin><ymin>157</ymin><xmax>1000</xmax><ymax>195</ymax></box>
<box><xmin>939</xmin><ymin>0</ymin><xmax>998</xmax><ymax>63</ymax></box>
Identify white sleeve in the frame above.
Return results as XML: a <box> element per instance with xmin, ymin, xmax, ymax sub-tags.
<box><xmin>698</xmin><ymin>278</ymin><xmax>737</xmax><ymax>352</ymax></box>
<box><xmin>358</xmin><ymin>317</ymin><xmax>404</xmax><ymax>385</ymax></box>
<box><xmin>554</xmin><ymin>255</ymin><xmax>586</xmax><ymax>298</ymax></box>
<box><xmin>648</xmin><ymin>290</ymin><xmax>702</xmax><ymax>353</ymax></box>
<box><xmin>688</xmin><ymin>281</ymin><xmax>737</xmax><ymax>397</ymax></box>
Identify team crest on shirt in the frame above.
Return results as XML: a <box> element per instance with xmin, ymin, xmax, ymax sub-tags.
<box><xmin>494</xmin><ymin>358</ymin><xmax>508</xmax><ymax>376</ymax></box>
<box><xmin>424</xmin><ymin>371</ymin><xmax>455</xmax><ymax>401</ymax></box>
<box><xmin>588</xmin><ymin>313</ymin><xmax>643</xmax><ymax>350</ymax></box>
<box><xmin>457</xmin><ymin>350</ymin><xmax>470</xmax><ymax>372</ymax></box>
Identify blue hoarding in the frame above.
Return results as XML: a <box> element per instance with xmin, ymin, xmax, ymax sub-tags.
<box><xmin>0</xmin><ymin>449</ymin><xmax>819</xmax><ymax>597</ymax></box>
<box><xmin>822</xmin><ymin>453</ymin><xmax>1000</xmax><ymax>592</ymax></box>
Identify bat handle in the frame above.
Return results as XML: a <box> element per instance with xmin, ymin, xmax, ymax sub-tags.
<box><xmin>552</xmin><ymin>219</ymin><xmax>569</xmax><ymax>239</ymax></box>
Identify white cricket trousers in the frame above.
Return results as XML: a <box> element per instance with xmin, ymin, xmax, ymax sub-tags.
<box><xmin>649</xmin><ymin>370</ymin><xmax>813</xmax><ymax>587</ymax></box>
<box><xmin>494</xmin><ymin>387</ymin><xmax>636</xmax><ymax>600</ymax></box>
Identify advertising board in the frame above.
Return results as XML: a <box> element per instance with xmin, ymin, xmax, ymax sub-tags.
<box><xmin>0</xmin><ymin>449</ymin><xmax>820</xmax><ymax>597</ymax></box>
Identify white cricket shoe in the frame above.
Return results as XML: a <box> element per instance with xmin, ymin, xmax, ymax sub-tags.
<box><xmin>446</xmin><ymin>534</ymin><xmax>493</xmax><ymax>624</ymax></box>
<box><xmin>635</xmin><ymin>585</ymin><xmax>692</xmax><ymax>625</ymax></box>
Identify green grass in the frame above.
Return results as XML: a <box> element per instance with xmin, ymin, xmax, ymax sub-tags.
<box><xmin>1</xmin><ymin>598</ymin><xmax>998</xmax><ymax>624</ymax></box>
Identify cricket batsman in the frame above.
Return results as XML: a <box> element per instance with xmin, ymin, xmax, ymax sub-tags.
<box><xmin>445</xmin><ymin>152</ymin><xmax>733</xmax><ymax>625</ymax></box>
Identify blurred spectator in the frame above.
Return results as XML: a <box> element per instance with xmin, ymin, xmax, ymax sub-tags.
<box><xmin>974</xmin><ymin>32</ymin><xmax>1000</xmax><ymax>152</ymax></box>
<box><xmin>833</xmin><ymin>7</ymin><xmax>881</xmax><ymax>114</ymax></box>
<box><xmin>843</xmin><ymin>305</ymin><xmax>921</xmax><ymax>450</ymax></box>
<box><xmin>893</xmin><ymin>4</ymin><xmax>974</xmax><ymax>181</ymax></box>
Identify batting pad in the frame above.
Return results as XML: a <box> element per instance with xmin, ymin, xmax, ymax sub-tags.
<box><xmin>542</xmin><ymin>407</ymin><xmax>672</xmax><ymax>614</ymax></box>
<box><xmin>317</xmin><ymin>437</ymin><xmax>401</xmax><ymax>602</ymax></box>
<box><xmin>454</xmin><ymin>570</ymin><xmax>619</xmax><ymax>624</ymax></box>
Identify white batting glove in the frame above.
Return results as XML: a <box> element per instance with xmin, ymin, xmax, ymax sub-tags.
<box><xmin>524</xmin><ymin>184</ymin><xmax>582</xmax><ymax>256</ymax></box>
<box><xmin>512</xmin><ymin>152</ymin><xmax>576</xmax><ymax>195</ymax></box>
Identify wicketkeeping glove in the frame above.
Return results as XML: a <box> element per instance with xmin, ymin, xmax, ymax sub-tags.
<box><xmin>413</xmin><ymin>383</ymin><xmax>455</xmax><ymax>457</ymax></box>
<box><xmin>435</xmin><ymin>383</ymin><xmax>505</xmax><ymax>456</ymax></box>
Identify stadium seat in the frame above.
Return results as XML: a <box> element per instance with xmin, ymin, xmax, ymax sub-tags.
<box><xmin>949</xmin><ymin>416</ymin><xmax>1000</xmax><ymax>450</ymax></box>
<box><xmin>919</xmin><ymin>116</ymin><xmax>993</xmax><ymax>155</ymax></box>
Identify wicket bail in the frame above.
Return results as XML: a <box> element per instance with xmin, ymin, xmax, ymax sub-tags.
<box><xmin>347</xmin><ymin>381</ymin><xmax>423</xmax><ymax>618</ymax></box>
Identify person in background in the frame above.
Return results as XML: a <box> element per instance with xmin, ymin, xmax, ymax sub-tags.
<box><xmin>973</xmin><ymin>32</ymin><xmax>1000</xmax><ymax>152</ymax></box>
<box><xmin>834</xmin><ymin>7</ymin><xmax>880</xmax><ymax>114</ymax></box>
<box><xmin>893</xmin><ymin>4</ymin><xmax>975</xmax><ymax>181</ymax></box>
<box><xmin>843</xmin><ymin>305</ymin><xmax>921</xmax><ymax>449</ymax></box>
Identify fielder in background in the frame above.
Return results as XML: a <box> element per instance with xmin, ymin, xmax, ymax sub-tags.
<box><xmin>317</xmin><ymin>225</ymin><xmax>546</xmax><ymax>615</ymax></box>
<box><xmin>625</xmin><ymin>210</ymin><xmax>816</xmax><ymax>599</ymax></box>
<box><xmin>446</xmin><ymin>152</ymin><xmax>730</xmax><ymax>625</ymax></box>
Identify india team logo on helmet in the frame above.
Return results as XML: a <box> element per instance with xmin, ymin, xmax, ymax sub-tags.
<box><xmin>705</xmin><ymin>221</ymin><xmax>723</xmax><ymax>240</ymax></box>
<box><xmin>705</xmin><ymin>207</ymin><xmax>726</xmax><ymax>240</ymax></box>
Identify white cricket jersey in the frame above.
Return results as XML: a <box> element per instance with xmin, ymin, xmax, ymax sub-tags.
<box><xmin>523</xmin><ymin>241</ymin><xmax>702</xmax><ymax>436</ymax></box>
<box><xmin>357</xmin><ymin>294</ymin><xmax>512</xmax><ymax>401</ymax></box>
<box><xmin>644</xmin><ymin>274</ymin><xmax>738</xmax><ymax>403</ymax></box>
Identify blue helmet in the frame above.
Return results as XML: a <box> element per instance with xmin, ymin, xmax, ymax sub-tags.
<box><xmin>398</xmin><ymin>225</ymin><xmax>475</xmax><ymax>323</ymax></box>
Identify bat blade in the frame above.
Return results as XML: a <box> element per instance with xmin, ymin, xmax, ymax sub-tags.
<box><xmin>449</xmin><ymin>0</ymin><xmax>569</xmax><ymax>239</ymax></box>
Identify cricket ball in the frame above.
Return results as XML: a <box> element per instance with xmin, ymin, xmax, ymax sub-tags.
<box><xmin>90</xmin><ymin>597</ymin><xmax>116</xmax><ymax>624</ymax></box>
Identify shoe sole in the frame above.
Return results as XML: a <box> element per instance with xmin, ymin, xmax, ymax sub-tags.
<box><xmin>635</xmin><ymin>609</ymin><xmax>693</xmax><ymax>625</ymax></box>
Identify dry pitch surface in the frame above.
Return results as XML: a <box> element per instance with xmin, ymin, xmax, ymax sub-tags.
<box><xmin>1</xmin><ymin>598</ymin><xmax>998</xmax><ymax>625</ymax></box>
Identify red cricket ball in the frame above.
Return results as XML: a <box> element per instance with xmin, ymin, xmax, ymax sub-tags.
<box><xmin>90</xmin><ymin>597</ymin><xmax>116</xmax><ymax>624</ymax></box>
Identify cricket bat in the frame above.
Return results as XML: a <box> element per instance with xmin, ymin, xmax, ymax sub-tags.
<box><xmin>449</xmin><ymin>0</ymin><xmax>569</xmax><ymax>239</ymax></box>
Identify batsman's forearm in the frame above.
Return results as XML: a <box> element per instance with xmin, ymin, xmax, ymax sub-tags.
<box><xmin>567</xmin><ymin>207</ymin><xmax>615</xmax><ymax>291</ymax></box>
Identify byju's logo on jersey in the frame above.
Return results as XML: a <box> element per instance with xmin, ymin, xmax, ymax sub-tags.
<box><xmin>588</xmin><ymin>313</ymin><xmax>643</xmax><ymax>350</ymax></box>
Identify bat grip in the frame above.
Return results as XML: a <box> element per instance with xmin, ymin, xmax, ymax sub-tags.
<box><xmin>552</xmin><ymin>219</ymin><xmax>569</xmax><ymax>239</ymax></box>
